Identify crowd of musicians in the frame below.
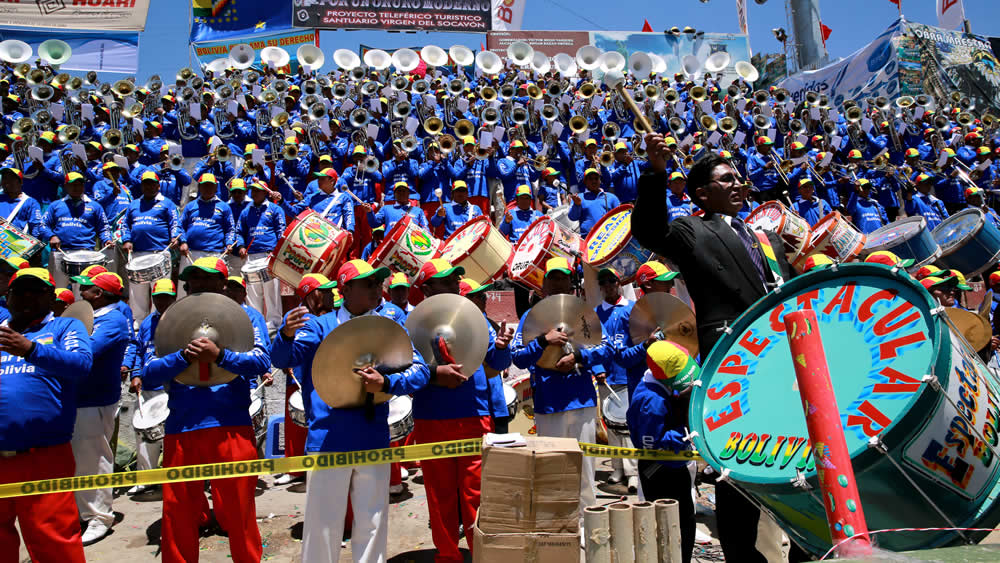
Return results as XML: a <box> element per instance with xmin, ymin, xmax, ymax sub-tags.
<box><xmin>2</xmin><ymin>38</ymin><xmax>1000</xmax><ymax>563</ymax></box>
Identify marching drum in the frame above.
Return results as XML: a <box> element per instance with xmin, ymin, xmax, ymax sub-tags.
<box><xmin>249</xmin><ymin>388</ymin><xmax>267</xmax><ymax>443</ymax></box>
<box><xmin>438</xmin><ymin>216</ymin><xmax>512</xmax><ymax>285</ymax></box>
<box><xmin>690</xmin><ymin>263</ymin><xmax>1000</xmax><ymax>555</ymax></box>
<box><xmin>288</xmin><ymin>389</ymin><xmax>307</xmax><ymax>427</ymax></box>
<box><xmin>503</xmin><ymin>383</ymin><xmax>518</xmax><ymax>419</ymax></box>
<box><xmin>932</xmin><ymin>208</ymin><xmax>1000</xmax><ymax>277</ymax></box>
<box><xmin>584</xmin><ymin>204</ymin><xmax>655</xmax><ymax>284</ymax></box>
<box><xmin>269</xmin><ymin>210</ymin><xmax>353</xmax><ymax>287</ymax></box>
<box><xmin>388</xmin><ymin>395</ymin><xmax>414</xmax><ymax>442</ymax></box>
<box><xmin>241</xmin><ymin>257</ymin><xmax>272</xmax><ymax>284</ymax></box>
<box><xmin>369</xmin><ymin>215</ymin><xmax>440</xmax><ymax>278</ymax></box>
<box><xmin>508</xmin><ymin>216</ymin><xmax>583</xmax><ymax>292</ymax></box>
<box><xmin>133</xmin><ymin>393</ymin><xmax>169</xmax><ymax>443</ymax></box>
<box><xmin>745</xmin><ymin>201</ymin><xmax>811</xmax><ymax>265</ymax></box>
<box><xmin>602</xmin><ymin>394</ymin><xmax>630</xmax><ymax>438</ymax></box>
<box><xmin>125</xmin><ymin>251</ymin><xmax>170</xmax><ymax>284</ymax></box>
<box><xmin>0</xmin><ymin>219</ymin><xmax>42</xmax><ymax>260</ymax></box>
<box><xmin>794</xmin><ymin>211</ymin><xmax>865</xmax><ymax>270</ymax></box>
<box><xmin>62</xmin><ymin>250</ymin><xmax>109</xmax><ymax>277</ymax></box>
<box><xmin>863</xmin><ymin>216</ymin><xmax>941</xmax><ymax>269</ymax></box>
<box><xmin>549</xmin><ymin>204</ymin><xmax>580</xmax><ymax>234</ymax></box>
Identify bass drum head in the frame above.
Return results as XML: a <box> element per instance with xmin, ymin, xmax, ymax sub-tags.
<box><xmin>932</xmin><ymin>208</ymin><xmax>982</xmax><ymax>255</ymax></box>
<box><xmin>864</xmin><ymin>216</ymin><xmax>925</xmax><ymax>251</ymax></box>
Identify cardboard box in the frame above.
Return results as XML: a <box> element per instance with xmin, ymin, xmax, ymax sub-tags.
<box><xmin>479</xmin><ymin>436</ymin><xmax>582</xmax><ymax>534</ymax></box>
<box><xmin>472</xmin><ymin>510</ymin><xmax>580</xmax><ymax>563</ymax></box>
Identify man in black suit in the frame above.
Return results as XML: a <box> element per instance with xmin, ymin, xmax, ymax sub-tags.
<box><xmin>633</xmin><ymin>133</ymin><xmax>800</xmax><ymax>563</ymax></box>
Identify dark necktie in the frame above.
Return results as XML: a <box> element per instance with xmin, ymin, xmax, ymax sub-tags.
<box><xmin>731</xmin><ymin>217</ymin><xmax>767</xmax><ymax>283</ymax></box>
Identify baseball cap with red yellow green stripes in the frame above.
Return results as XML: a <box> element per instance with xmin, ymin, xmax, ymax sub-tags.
<box><xmin>152</xmin><ymin>279</ymin><xmax>176</xmax><ymax>296</ymax></box>
<box><xmin>544</xmin><ymin>257</ymin><xmax>572</xmax><ymax>277</ymax></box>
<box><xmin>297</xmin><ymin>273</ymin><xmax>336</xmax><ymax>299</ymax></box>
<box><xmin>801</xmin><ymin>254</ymin><xmax>835</xmax><ymax>272</ymax></box>
<box><xmin>9</xmin><ymin>267</ymin><xmax>54</xmax><ymax>287</ymax></box>
<box><xmin>864</xmin><ymin>251</ymin><xmax>914</xmax><ymax>269</ymax></box>
<box><xmin>646</xmin><ymin>340</ymin><xmax>699</xmax><ymax>391</ymax></box>
<box><xmin>459</xmin><ymin>278</ymin><xmax>493</xmax><ymax>296</ymax></box>
<box><xmin>180</xmin><ymin>257</ymin><xmax>228</xmax><ymax>280</ymax></box>
<box><xmin>54</xmin><ymin>287</ymin><xmax>74</xmax><ymax>304</ymax></box>
<box><xmin>389</xmin><ymin>272</ymin><xmax>411</xmax><ymax>288</ymax></box>
<box><xmin>635</xmin><ymin>261</ymin><xmax>678</xmax><ymax>284</ymax></box>
<box><xmin>415</xmin><ymin>258</ymin><xmax>465</xmax><ymax>286</ymax></box>
<box><xmin>338</xmin><ymin>259</ymin><xmax>391</xmax><ymax>286</ymax></box>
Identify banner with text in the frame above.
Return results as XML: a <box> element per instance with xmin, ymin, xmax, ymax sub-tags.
<box><xmin>0</xmin><ymin>29</ymin><xmax>139</xmax><ymax>73</ymax></box>
<box><xmin>190</xmin><ymin>0</ymin><xmax>294</xmax><ymax>43</ymax></box>
<box><xmin>0</xmin><ymin>0</ymin><xmax>150</xmax><ymax>32</ymax></box>
<box><xmin>486</xmin><ymin>30</ymin><xmax>590</xmax><ymax>57</ymax></box>
<box><xmin>193</xmin><ymin>30</ymin><xmax>318</xmax><ymax>73</ymax></box>
<box><xmin>293</xmin><ymin>0</ymin><xmax>492</xmax><ymax>32</ymax></box>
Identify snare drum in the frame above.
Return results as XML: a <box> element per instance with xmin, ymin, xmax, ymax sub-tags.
<box><xmin>133</xmin><ymin>393</ymin><xmax>169</xmax><ymax>443</ymax></box>
<box><xmin>125</xmin><ymin>251</ymin><xmax>170</xmax><ymax>284</ymax></box>
<box><xmin>369</xmin><ymin>215</ymin><xmax>440</xmax><ymax>279</ymax></box>
<box><xmin>503</xmin><ymin>383</ymin><xmax>518</xmax><ymax>419</ymax></box>
<box><xmin>0</xmin><ymin>220</ymin><xmax>42</xmax><ymax>260</ymax></box>
<box><xmin>241</xmin><ymin>257</ymin><xmax>272</xmax><ymax>284</ymax></box>
<box><xmin>249</xmin><ymin>389</ymin><xmax>267</xmax><ymax>442</ymax></box>
<box><xmin>932</xmin><ymin>208</ymin><xmax>1000</xmax><ymax>277</ymax></box>
<box><xmin>746</xmin><ymin>201</ymin><xmax>811</xmax><ymax>265</ymax></box>
<box><xmin>690</xmin><ymin>263</ymin><xmax>1000</xmax><ymax>556</ymax></box>
<box><xmin>387</xmin><ymin>395</ymin><xmax>414</xmax><ymax>442</ymax></box>
<box><xmin>584</xmin><ymin>204</ymin><xmax>654</xmax><ymax>284</ymax></box>
<box><xmin>794</xmin><ymin>211</ymin><xmax>865</xmax><ymax>270</ymax></box>
<box><xmin>508</xmin><ymin>216</ymin><xmax>583</xmax><ymax>292</ymax></box>
<box><xmin>602</xmin><ymin>394</ymin><xmax>629</xmax><ymax>438</ymax></box>
<box><xmin>863</xmin><ymin>216</ymin><xmax>940</xmax><ymax>270</ymax></box>
<box><xmin>288</xmin><ymin>389</ymin><xmax>307</xmax><ymax>427</ymax></box>
<box><xmin>439</xmin><ymin>216</ymin><xmax>512</xmax><ymax>284</ymax></box>
<box><xmin>63</xmin><ymin>250</ymin><xmax>109</xmax><ymax>277</ymax></box>
<box><xmin>269</xmin><ymin>210</ymin><xmax>353</xmax><ymax>288</ymax></box>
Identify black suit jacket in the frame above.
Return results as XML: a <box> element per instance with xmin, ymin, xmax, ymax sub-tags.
<box><xmin>633</xmin><ymin>170</ymin><xmax>795</xmax><ymax>355</ymax></box>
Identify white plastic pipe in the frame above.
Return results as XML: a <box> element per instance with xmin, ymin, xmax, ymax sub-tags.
<box><xmin>631</xmin><ymin>501</ymin><xmax>657</xmax><ymax>563</ymax></box>
<box><xmin>584</xmin><ymin>505</ymin><xmax>611</xmax><ymax>563</ymax></box>
<box><xmin>654</xmin><ymin>498</ymin><xmax>682</xmax><ymax>563</ymax></box>
<box><xmin>608</xmin><ymin>502</ymin><xmax>634</xmax><ymax>563</ymax></box>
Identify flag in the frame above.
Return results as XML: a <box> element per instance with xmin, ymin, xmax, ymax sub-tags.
<box><xmin>936</xmin><ymin>0</ymin><xmax>965</xmax><ymax>30</ymax></box>
<box><xmin>736</xmin><ymin>0</ymin><xmax>748</xmax><ymax>35</ymax></box>
<box><xmin>492</xmin><ymin>0</ymin><xmax>527</xmax><ymax>31</ymax></box>
<box><xmin>821</xmin><ymin>22</ymin><xmax>832</xmax><ymax>45</ymax></box>
<box><xmin>642</xmin><ymin>19</ymin><xmax>653</xmax><ymax>33</ymax></box>
<box><xmin>190</xmin><ymin>0</ymin><xmax>292</xmax><ymax>42</ymax></box>
<box><xmin>888</xmin><ymin>0</ymin><xmax>899</xmax><ymax>5</ymax></box>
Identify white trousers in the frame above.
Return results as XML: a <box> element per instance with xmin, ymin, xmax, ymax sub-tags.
<box><xmin>126</xmin><ymin>250</ymin><xmax>160</xmax><ymax>323</ymax></box>
<box><xmin>245</xmin><ymin>252</ymin><xmax>281</xmax><ymax>329</ymax></box>
<box><xmin>134</xmin><ymin>389</ymin><xmax>166</xmax><ymax>471</ymax></box>
<box><xmin>302</xmin><ymin>463</ymin><xmax>390</xmax><ymax>563</ymax></box>
<box><xmin>598</xmin><ymin>384</ymin><xmax>638</xmax><ymax>479</ymax></box>
<box><xmin>71</xmin><ymin>404</ymin><xmax>117</xmax><ymax>527</ymax></box>
<box><xmin>535</xmin><ymin>407</ymin><xmax>597</xmax><ymax>512</ymax></box>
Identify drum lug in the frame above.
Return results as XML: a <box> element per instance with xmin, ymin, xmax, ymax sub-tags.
<box><xmin>716</xmin><ymin>467</ymin><xmax>732</xmax><ymax>482</ymax></box>
<box><xmin>682</xmin><ymin>430</ymin><xmax>699</xmax><ymax>443</ymax></box>
<box><xmin>790</xmin><ymin>470</ymin><xmax>812</xmax><ymax>490</ymax></box>
<box><xmin>867</xmin><ymin>435</ymin><xmax>889</xmax><ymax>455</ymax></box>
<box><xmin>930</xmin><ymin>305</ymin><xmax>946</xmax><ymax>316</ymax></box>
<box><xmin>716</xmin><ymin>322</ymin><xmax>732</xmax><ymax>335</ymax></box>
<box><xmin>921</xmin><ymin>374</ymin><xmax>941</xmax><ymax>391</ymax></box>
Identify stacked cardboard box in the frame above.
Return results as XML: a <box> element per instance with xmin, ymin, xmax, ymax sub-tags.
<box><xmin>473</xmin><ymin>437</ymin><xmax>583</xmax><ymax>562</ymax></box>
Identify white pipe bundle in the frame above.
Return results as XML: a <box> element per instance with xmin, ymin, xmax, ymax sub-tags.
<box><xmin>654</xmin><ymin>498</ymin><xmax>682</xmax><ymax>563</ymax></box>
<box><xmin>584</xmin><ymin>505</ymin><xmax>611</xmax><ymax>563</ymax></box>
<box><xmin>631</xmin><ymin>501</ymin><xmax>657</xmax><ymax>562</ymax></box>
<box><xmin>608</xmin><ymin>503</ymin><xmax>634</xmax><ymax>563</ymax></box>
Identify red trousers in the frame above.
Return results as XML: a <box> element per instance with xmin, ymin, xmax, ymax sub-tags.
<box><xmin>468</xmin><ymin>196</ymin><xmax>490</xmax><ymax>221</ymax></box>
<box><xmin>414</xmin><ymin>416</ymin><xmax>492</xmax><ymax>563</ymax></box>
<box><xmin>284</xmin><ymin>384</ymin><xmax>307</xmax><ymax>478</ymax></box>
<box><xmin>162</xmin><ymin>426</ymin><xmax>262</xmax><ymax>563</ymax></box>
<box><xmin>354</xmin><ymin>204</ymin><xmax>374</xmax><ymax>257</ymax></box>
<box><xmin>0</xmin><ymin>442</ymin><xmax>85</xmax><ymax>563</ymax></box>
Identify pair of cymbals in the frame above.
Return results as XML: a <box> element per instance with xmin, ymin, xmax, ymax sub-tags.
<box><xmin>629</xmin><ymin>292</ymin><xmax>699</xmax><ymax>358</ymax></box>
<box><xmin>947</xmin><ymin>307</ymin><xmax>991</xmax><ymax>352</ymax></box>
<box><xmin>154</xmin><ymin>293</ymin><xmax>254</xmax><ymax>387</ymax></box>
<box><xmin>523</xmin><ymin>294</ymin><xmax>604</xmax><ymax>369</ymax></box>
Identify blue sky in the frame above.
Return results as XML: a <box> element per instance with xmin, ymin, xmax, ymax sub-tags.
<box><xmin>133</xmin><ymin>0</ymin><xmax>1000</xmax><ymax>81</ymax></box>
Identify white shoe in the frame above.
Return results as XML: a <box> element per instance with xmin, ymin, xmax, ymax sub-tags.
<box><xmin>695</xmin><ymin>529</ymin><xmax>713</xmax><ymax>544</ymax></box>
<box><xmin>627</xmin><ymin>476</ymin><xmax>639</xmax><ymax>493</ymax></box>
<box><xmin>127</xmin><ymin>485</ymin><xmax>146</xmax><ymax>495</ymax></box>
<box><xmin>399</xmin><ymin>466</ymin><xmax>408</xmax><ymax>481</ymax></box>
<box><xmin>82</xmin><ymin>520</ymin><xmax>110</xmax><ymax>545</ymax></box>
<box><xmin>274</xmin><ymin>474</ymin><xmax>302</xmax><ymax>485</ymax></box>
<box><xmin>389</xmin><ymin>483</ymin><xmax>404</xmax><ymax>495</ymax></box>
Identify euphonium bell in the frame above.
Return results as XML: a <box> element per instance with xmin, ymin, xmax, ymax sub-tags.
<box><xmin>669</xmin><ymin>116</ymin><xmax>687</xmax><ymax>136</ymax></box>
<box><xmin>602</xmin><ymin>121</ymin><xmax>620</xmax><ymax>141</ymax></box>
<box><xmin>691</xmin><ymin>86</ymin><xmax>707</xmax><ymax>103</ymax></box>
<box><xmin>789</xmin><ymin>118</ymin><xmax>806</xmax><ymax>136</ymax></box>
<box><xmin>309</xmin><ymin>102</ymin><xmax>327</xmax><ymax>120</ymax></box>
<box><xmin>113</xmin><ymin>79</ymin><xmax>135</xmax><ymax>98</ymax></box>
<box><xmin>541</xmin><ymin>104</ymin><xmax>558</xmax><ymax>121</ymax></box>
<box><xmin>569</xmin><ymin>114</ymin><xmax>589</xmax><ymax>134</ymax></box>
<box><xmin>845</xmin><ymin>106</ymin><xmax>863</xmax><ymax>123</ymax></box>
<box><xmin>499</xmin><ymin>83</ymin><xmax>515</xmax><ymax>100</ymax></box>
<box><xmin>773</xmin><ymin>88</ymin><xmax>789</xmax><ymax>104</ymax></box>
<box><xmin>12</xmin><ymin>117</ymin><xmax>34</xmax><ymax>137</ymax></box>
<box><xmin>177</xmin><ymin>67</ymin><xmax>195</xmax><ymax>83</ymax></box>
<box><xmin>579</xmin><ymin>82</ymin><xmax>596</xmax><ymax>98</ymax></box>
<box><xmin>482</xmin><ymin>107</ymin><xmax>499</xmax><ymax>125</ymax></box>
<box><xmin>26</xmin><ymin>68</ymin><xmax>46</xmax><ymax>86</ymax></box>
<box><xmin>546</xmin><ymin>81</ymin><xmax>562</xmax><ymax>98</ymax></box>
<box><xmin>644</xmin><ymin>84</ymin><xmax>660</xmax><ymax>100</ymax></box>
<box><xmin>448</xmin><ymin>78</ymin><xmax>465</xmax><ymax>96</ymax></box>
<box><xmin>392</xmin><ymin>100</ymin><xmax>412</xmax><ymax>119</ymax></box>
<box><xmin>699</xmin><ymin>114</ymin><xmax>717</xmax><ymax>132</ymax></box>
<box><xmin>526</xmin><ymin>84</ymin><xmax>542</xmax><ymax>100</ymax></box>
<box><xmin>957</xmin><ymin>112</ymin><xmax>974</xmax><ymax>127</ymax></box>
<box><xmin>454</xmin><ymin>119</ymin><xmax>474</xmax><ymax>139</ymax></box>
<box><xmin>58</xmin><ymin>125</ymin><xmax>81</xmax><ymax>144</ymax></box>
<box><xmin>412</xmin><ymin>79</ymin><xmax>429</xmax><ymax>95</ymax></box>
<box><xmin>423</xmin><ymin>116</ymin><xmax>444</xmax><ymax>136</ymax></box>
<box><xmin>122</xmin><ymin>102</ymin><xmax>144</xmax><ymax>119</ymax></box>
<box><xmin>511</xmin><ymin>107</ymin><xmax>528</xmax><ymax>125</ymax></box>
<box><xmin>719</xmin><ymin>116</ymin><xmax>738</xmax><ymax>135</ymax></box>
<box><xmin>102</xmin><ymin>129</ymin><xmax>123</xmax><ymax>150</ymax></box>
<box><xmin>805</xmin><ymin>91</ymin><xmax>819</xmax><ymax>105</ymax></box>
<box><xmin>401</xmin><ymin>135</ymin><xmax>418</xmax><ymax>153</ymax></box>
<box><xmin>350</xmin><ymin>108</ymin><xmax>370</xmax><ymax>129</ymax></box>
<box><xmin>270</xmin><ymin>112</ymin><xmax>289</xmax><ymax>129</ymax></box>
<box><xmin>895</xmin><ymin>96</ymin><xmax>915</xmax><ymax>109</ymax></box>
<box><xmin>333</xmin><ymin>83</ymin><xmax>348</xmax><ymax>99</ymax></box>
<box><xmin>480</xmin><ymin>86</ymin><xmax>497</xmax><ymax>102</ymax></box>
<box><xmin>664</xmin><ymin>88</ymin><xmax>680</xmax><ymax>104</ymax></box>
<box><xmin>438</xmin><ymin>134</ymin><xmax>456</xmax><ymax>153</ymax></box>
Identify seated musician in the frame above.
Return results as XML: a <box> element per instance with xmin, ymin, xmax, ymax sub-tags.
<box><xmin>271</xmin><ymin>259</ymin><xmax>430</xmax><ymax>562</ymax></box>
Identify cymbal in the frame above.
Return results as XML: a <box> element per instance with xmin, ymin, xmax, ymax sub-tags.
<box><xmin>947</xmin><ymin>307</ymin><xmax>991</xmax><ymax>352</ymax></box>
<box><xmin>522</xmin><ymin>293</ymin><xmax>603</xmax><ymax>349</ymax></box>
<box><xmin>61</xmin><ymin>301</ymin><xmax>93</xmax><ymax>335</ymax></box>
<box><xmin>978</xmin><ymin>290</ymin><xmax>993</xmax><ymax>320</ymax></box>
<box><xmin>406</xmin><ymin>294</ymin><xmax>488</xmax><ymax>377</ymax></box>
<box><xmin>312</xmin><ymin>315</ymin><xmax>413</xmax><ymax>408</ymax></box>
<box><xmin>154</xmin><ymin>293</ymin><xmax>254</xmax><ymax>387</ymax></box>
<box><xmin>629</xmin><ymin>292</ymin><xmax>699</xmax><ymax>358</ymax></box>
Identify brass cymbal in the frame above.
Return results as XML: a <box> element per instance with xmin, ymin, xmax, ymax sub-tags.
<box><xmin>154</xmin><ymin>293</ymin><xmax>254</xmax><ymax>387</ymax></box>
<box><xmin>978</xmin><ymin>290</ymin><xmax>993</xmax><ymax>320</ymax></box>
<box><xmin>406</xmin><ymin>294</ymin><xmax>488</xmax><ymax>377</ymax></box>
<box><xmin>312</xmin><ymin>315</ymin><xmax>414</xmax><ymax>408</ymax></box>
<box><xmin>947</xmin><ymin>307</ymin><xmax>991</xmax><ymax>352</ymax></box>
<box><xmin>629</xmin><ymin>292</ymin><xmax>699</xmax><ymax>358</ymax></box>
<box><xmin>522</xmin><ymin>293</ymin><xmax>603</xmax><ymax>347</ymax></box>
<box><xmin>61</xmin><ymin>301</ymin><xmax>94</xmax><ymax>335</ymax></box>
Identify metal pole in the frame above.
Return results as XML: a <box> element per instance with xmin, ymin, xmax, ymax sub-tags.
<box><xmin>784</xmin><ymin>309</ymin><xmax>872</xmax><ymax>558</ymax></box>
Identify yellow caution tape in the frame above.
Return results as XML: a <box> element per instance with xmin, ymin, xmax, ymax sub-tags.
<box><xmin>0</xmin><ymin>439</ymin><xmax>701</xmax><ymax>499</ymax></box>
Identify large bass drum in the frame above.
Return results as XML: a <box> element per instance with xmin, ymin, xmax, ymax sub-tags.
<box><xmin>689</xmin><ymin>263</ymin><xmax>1000</xmax><ymax>556</ymax></box>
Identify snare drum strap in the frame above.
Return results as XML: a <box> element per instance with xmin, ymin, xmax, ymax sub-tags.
<box><xmin>5</xmin><ymin>194</ymin><xmax>27</xmax><ymax>224</ymax></box>
<box><xmin>752</xmin><ymin>231</ymin><xmax>784</xmax><ymax>285</ymax></box>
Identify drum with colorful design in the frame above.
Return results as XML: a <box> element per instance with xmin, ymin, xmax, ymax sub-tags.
<box><xmin>438</xmin><ymin>216</ymin><xmax>512</xmax><ymax>285</ymax></box>
<box><xmin>583</xmin><ymin>204</ymin><xmax>654</xmax><ymax>284</ymax></box>
<box><xmin>746</xmin><ymin>201</ymin><xmax>811</xmax><ymax>266</ymax></box>
<box><xmin>368</xmin><ymin>214</ymin><xmax>441</xmax><ymax>278</ymax></box>
<box><xmin>689</xmin><ymin>263</ymin><xmax>1000</xmax><ymax>555</ymax></box>
<box><xmin>508</xmin><ymin>216</ymin><xmax>582</xmax><ymax>292</ymax></box>
<box><xmin>269</xmin><ymin>210</ymin><xmax>353</xmax><ymax>288</ymax></box>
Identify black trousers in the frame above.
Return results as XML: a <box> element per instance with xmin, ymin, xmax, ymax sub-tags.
<box><xmin>716</xmin><ymin>480</ymin><xmax>814</xmax><ymax>562</ymax></box>
<box><xmin>638</xmin><ymin>460</ymin><xmax>695</xmax><ymax>563</ymax></box>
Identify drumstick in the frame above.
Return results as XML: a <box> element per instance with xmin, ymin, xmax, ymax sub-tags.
<box><xmin>286</xmin><ymin>368</ymin><xmax>302</xmax><ymax>390</ymax></box>
<box><xmin>602</xmin><ymin>379</ymin><xmax>622</xmax><ymax>405</ymax></box>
